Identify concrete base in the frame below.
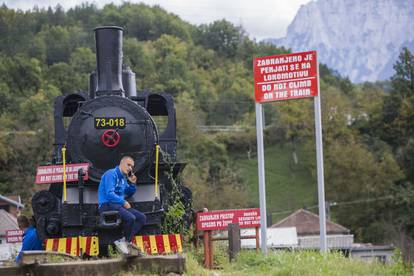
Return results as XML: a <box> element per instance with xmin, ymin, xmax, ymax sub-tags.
<box><xmin>0</xmin><ymin>254</ymin><xmax>186</xmax><ymax>275</ymax></box>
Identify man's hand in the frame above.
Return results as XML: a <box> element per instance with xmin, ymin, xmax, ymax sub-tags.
<box><xmin>124</xmin><ymin>201</ymin><xmax>131</xmax><ymax>209</ymax></box>
<box><xmin>128</xmin><ymin>174</ymin><xmax>137</xmax><ymax>184</ymax></box>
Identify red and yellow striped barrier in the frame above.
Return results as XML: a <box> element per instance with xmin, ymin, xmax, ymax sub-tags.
<box><xmin>45</xmin><ymin>234</ymin><xmax>182</xmax><ymax>256</ymax></box>
<box><xmin>45</xmin><ymin>236</ymin><xmax>99</xmax><ymax>256</ymax></box>
<box><xmin>132</xmin><ymin>234</ymin><xmax>183</xmax><ymax>255</ymax></box>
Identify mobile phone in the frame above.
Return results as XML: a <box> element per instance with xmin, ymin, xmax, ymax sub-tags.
<box><xmin>128</xmin><ymin>171</ymin><xmax>133</xmax><ymax>177</ymax></box>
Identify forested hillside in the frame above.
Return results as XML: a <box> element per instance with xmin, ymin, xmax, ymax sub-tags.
<box><xmin>0</xmin><ymin>3</ymin><xmax>413</xmax><ymax>258</ymax></box>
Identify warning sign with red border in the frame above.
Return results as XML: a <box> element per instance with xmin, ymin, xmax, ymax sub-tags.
<box><xmin>196</xmin><ymin>208</ymin><xmax>260</xmax><ymax>231</ymax></box>
<box><xmin>35</xmin><ymin>163</ymin><xmax>89</xmax><ymax>184</ymax></box>
<box><xmin>254</xmin><ymin>51</ymin><xmax>318</xmax><ymax>103</ymax></box>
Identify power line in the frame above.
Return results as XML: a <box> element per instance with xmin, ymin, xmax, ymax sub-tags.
<box><xmin>270</xmin><ymin>193</ymin><xmax>414</xmax><ymax>216</ymax></box>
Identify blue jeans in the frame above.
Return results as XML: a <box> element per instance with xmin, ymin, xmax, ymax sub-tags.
<box><xmin>99</xmin><ymin>203</ymin><xmax>146</xmax><ymax>242</ymax></box>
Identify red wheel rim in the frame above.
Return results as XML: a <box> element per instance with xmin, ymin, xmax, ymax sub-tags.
<box><xmin>101</xmin><ymin>129</ymin><xmax>121</xmax><ymax>148</ymax></box>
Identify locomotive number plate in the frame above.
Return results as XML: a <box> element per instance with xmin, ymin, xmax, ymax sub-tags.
<box><xmin>94</xmin><ymin>117</ymin><xmax>126</xmax><ymax>129</ymax></box>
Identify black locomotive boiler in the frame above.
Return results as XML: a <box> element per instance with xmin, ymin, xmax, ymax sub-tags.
<box><xmin>31</xmin><ymin>26</ymin><xmax>191</xmax><ymax>251</ymax></box>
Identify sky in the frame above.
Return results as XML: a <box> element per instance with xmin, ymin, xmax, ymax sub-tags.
<box><xmin>2</xmin><ymin>0</ymin><xmax>312</xmax><ymax>40</ymax></box>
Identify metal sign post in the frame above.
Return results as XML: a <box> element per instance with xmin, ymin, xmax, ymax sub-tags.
<box><xmin>255</xmin><ymin>103</ymin><xmax>268</xmax><ymax>255</ymax></box>
<box><xmin>314</xmin><ymin>67</ymin><xmax>327</xmax><ymax>252</ymax></box>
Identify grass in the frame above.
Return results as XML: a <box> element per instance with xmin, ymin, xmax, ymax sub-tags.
<box><xmin>185</xmin><ymin>249</ymin><xmax>413</xmax><ymax>276</ymax></box>
<box><xmin>233</xmin><ymin>143</ymin><xmax>318</xmax><ymax>222</ymax></box>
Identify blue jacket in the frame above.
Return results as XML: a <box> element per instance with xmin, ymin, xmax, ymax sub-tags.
<box><xmin>16</xmin><ymin>226</ymin><xmax>43</xmax><ymax>263</ymax></box>
<box><xmin>98</xmin><ymin>166</ymin><xmax>136</xmax><ymax>207</ymax></box>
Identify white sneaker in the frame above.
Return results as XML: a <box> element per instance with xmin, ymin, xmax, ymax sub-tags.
<box><xmin>114</xmin><ymin>238</ymin><xmax>129</xmax><ymax>255</ymax></box>
<box><xmin>126</xmin><ymin>242</ymin><xmax>146</xmax><ymax>257</ymax></box>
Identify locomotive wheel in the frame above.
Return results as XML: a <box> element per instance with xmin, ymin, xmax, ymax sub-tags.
<box><xmin>32</xmin><ymin>190</ymin><xmax>57</xmax><ymax>215</ymax></box>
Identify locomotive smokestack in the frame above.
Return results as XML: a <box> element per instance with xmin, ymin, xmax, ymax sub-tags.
<box><xmin>94</xmin><ymin>26</ymin><xmax>125</xmax><ymax>97</ymax></box>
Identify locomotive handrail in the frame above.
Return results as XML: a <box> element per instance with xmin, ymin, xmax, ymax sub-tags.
<box><xmin>62</xmin><ymin>146</ymin><xmax>67</xmax><ymax>203</ymax></box>
<box><xmin>155</xmin><ymin>144</ymin><xmax>160</xmax><ymax>199</ymax></box>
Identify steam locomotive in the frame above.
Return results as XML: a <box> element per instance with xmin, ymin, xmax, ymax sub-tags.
<box><xmin>31</xmin><ymin>26</ymin><xmax>192</xmax><ymax>253</ymax></box>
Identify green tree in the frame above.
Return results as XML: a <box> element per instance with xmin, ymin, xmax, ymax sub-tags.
<box><xmin>40</xmin><ymin>25</ymin><xmax>88</xmax><ymax>65</ymax></box>
<box><xmin>0</xmin><ymin>7</ymin><xmax>37</xmax><ymax>54</ymax></box>
<box><xmin>197</xmin><ymin>20</ymin><xmax>244</xmax><ymax>58</ymax></box>
<box><xmin>392</xmin><ymin>47</ymin><xmax>414</xmax><ymax>97</ymax></box>
<box><xmin>121</xmin><ymin>3</ymin><xmax>192</xmax><ymax>42</ymax></box>
<box><xmin>379</xmin><ymin>48</ymin><xmax>414</xmax><ymax>146</ymax></box>
<box><xmin>123</xmin><ymin>37</ymin><xmax>155</xmax><ymax>84</ymax></box>
<box><xmin>45</xmin><ymin>62</ymin><xmax>80</xmax><ymax>94</ymax></box>
<box><xmin>69</xmin><ymin>47</ymin><xmax>95</xmax><ymax>91</ymax></box>
<box><xmin>0</xmin><ymin>55</ymin><xmax>42</xmax><ymax>97</ymax></box>
<box><xmin>324</xmin><ymin>138</ymin><xmax>403</xmax><ymax>240</ymax></box>
<box><xmin>67</xmin><ymin>3</ymin><xmax>99</xmax><ymax>31</ymax></box>
<box><xmin>151</xmin><ymin>35</ymin><xmax>189</xmax><ymax>94</ymax></box>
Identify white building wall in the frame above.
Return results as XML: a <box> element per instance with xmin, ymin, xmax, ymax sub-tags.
<box><xmin>298</xmin><ymin>234</ymin><xmax>354</xmax><ymax>249</ymax></box>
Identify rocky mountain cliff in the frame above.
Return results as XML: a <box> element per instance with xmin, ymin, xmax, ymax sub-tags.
<box><xmin>268</xmin><ymin>0</ymin><xmax>414</xmax><ymax>83</ymax></box>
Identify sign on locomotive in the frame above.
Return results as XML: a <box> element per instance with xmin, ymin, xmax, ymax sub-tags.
<box><xmin>35</xmin><ymin>163</ymin><xmax>89</xmax><ymax>184</ymax></box>
<box><xmin>31</xmin><ymin>26</ymin><xmax>192</xmax><ymax>256</ymax></box>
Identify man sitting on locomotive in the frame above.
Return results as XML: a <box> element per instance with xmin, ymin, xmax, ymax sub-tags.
<box><xmin>98</xmin><ymin>156</ymin><xmax>146</xmax><ymax>245</ymax></box>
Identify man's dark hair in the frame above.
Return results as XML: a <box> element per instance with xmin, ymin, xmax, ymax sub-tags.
<box><xmin>17</xmin><ymin>215</ymin><xmax>30</xmax><ymax>229</ymax></box>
